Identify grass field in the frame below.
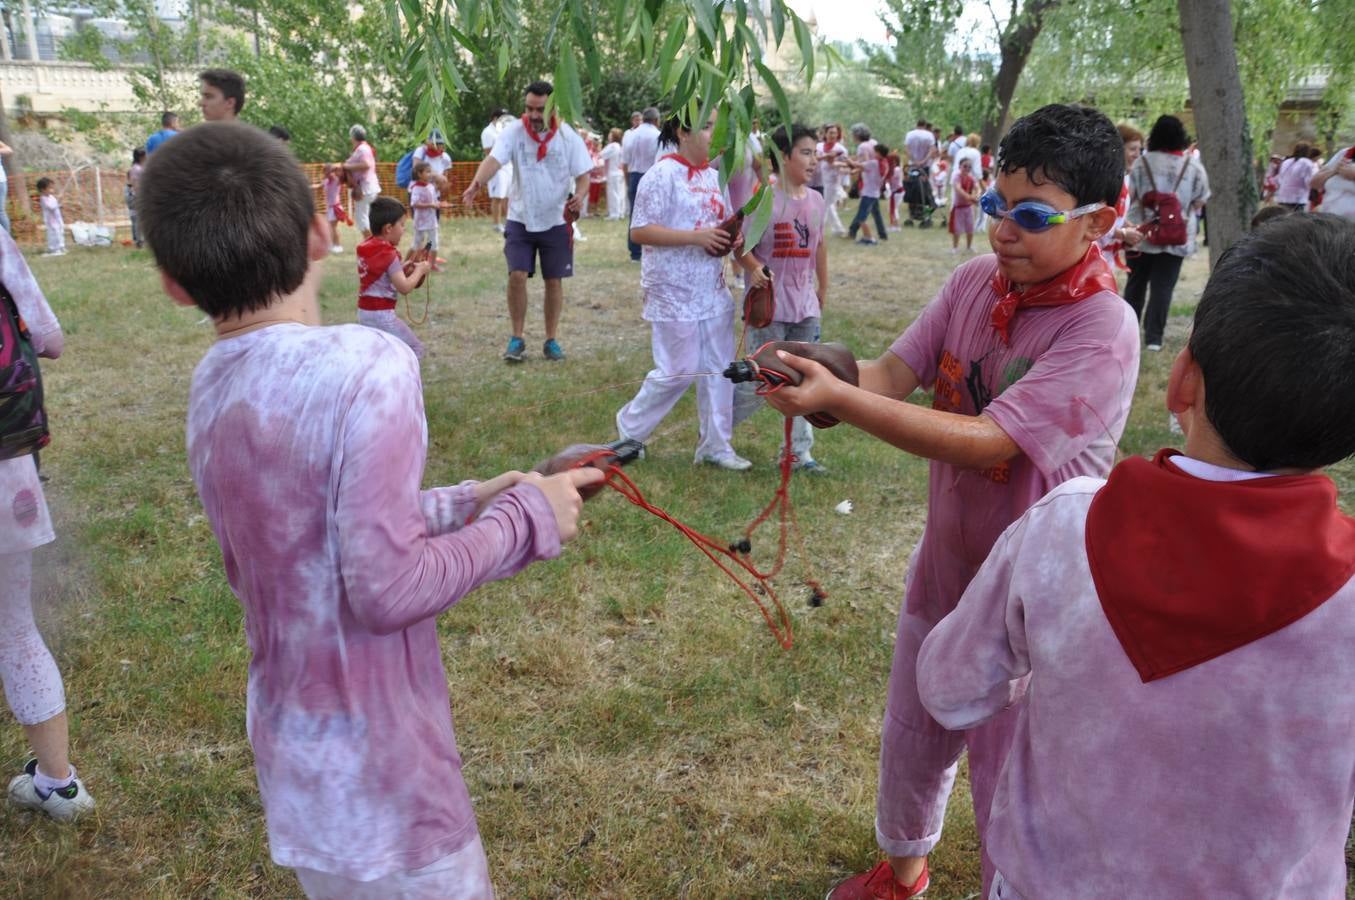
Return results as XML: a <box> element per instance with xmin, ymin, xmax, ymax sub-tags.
<box><xmin>2</xmin><ymin>215</ymin><xmax>1349</xmax><ymax>898</ymax></box>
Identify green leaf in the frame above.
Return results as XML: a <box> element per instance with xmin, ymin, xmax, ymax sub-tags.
<box><xmin>658</xmin><ymin>20</ymin><xmax>687</xmax><ymax>91</ymax></box>
<box><xmin>691</xmin><ymin>0</ymin><xmax>717</xmax><ymax>46</ymax></box>
<box><xmin>556</xmin><ymin>47</ymin><xmax>583</xmax><ymax>122</ymax></box>
<box><xmin>793</xmin><ymin>13</ymin><xmax>814</xmax><ymax>85</ymax></box>
<box><xmin>754</xmin><ymin>60</ymin><xmax>791</xmax><ymax>133</ymax></box>
<box><xmin>497</xmin><ymin>39</ymin><xmax>510</xmax><ymax>78</ymax></box>
<box><xmin>743</xmin><ymin>182</ymin><xmax>775</xmax><ymax>245</ymax></box>
<box><xmin>770</xmin><ymin>0</ymin><xmax>786</xmax><ymax>48</ymax></box>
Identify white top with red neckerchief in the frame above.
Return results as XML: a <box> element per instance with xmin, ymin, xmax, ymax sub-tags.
<box><xmin>490</xmin><ymin>119</ymin><xmax>593</xmax><ymax>232</ymax></box>
<box><xmin>815</xmin><ymin>141</ymin><xmax>847</xmax><ymax>189</ymax></box>
<box><xmin>1318</xmin><ymin>147</ymin><xmax>1355</xmax><ymax>220</ymax></box>
<box><xmin>632</xmin><ymin>156</ymin><xmax>734</xmax><ymax>323</ymax></box>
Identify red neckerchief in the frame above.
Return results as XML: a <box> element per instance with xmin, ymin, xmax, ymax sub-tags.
<box><xmin>1086</xmin><ymin>450</ymin><xmax>1355</xmax><ymax>683</ymax></box>
<box><xmin>522</xmin><ymin>115</ymin><xmax>559</xmax><ymax>161</ymax></box>
<box><xmin>822</xmin><ymin>141</ymin><xmax>837</xmax><ymax>155</ymax></box>
<box><xmin>989</xmin><ymin>243</ymin><xmax>1116</xmax><ymax>344</ymax></box>
<box><xmin>1346</xmin><ymin>146</ymin><xmax>1355</xmax><ymax>161</ymax></box>
<box><xmin>424</xmin><ymin>145</ymin><xmax>444</xmax><ymax>158</ymax></box>
<box><xmin>357</xmin><ymin>236</ymin><xmax>399</xmax><ymax>295</ymax></box>
<box><xmin>1162</xmin><ymin>149</ymin><xmax>1186</xmax><ymax>156</ymax></box>
<box><xmin>662</xmin><ymin>153</ymin><xmax>710</xmax><ymax>181</ymax></box>
<box><xmin>412</xmin><ymin>180</ymin><xmax>428</xmax><ymax>189</ymax></box>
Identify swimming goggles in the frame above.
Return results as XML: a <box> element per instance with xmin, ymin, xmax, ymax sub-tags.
<box><xmin>979</xmin><ymin>189</ymin><xmax>1104</xmax><ymax>233</ymax></box>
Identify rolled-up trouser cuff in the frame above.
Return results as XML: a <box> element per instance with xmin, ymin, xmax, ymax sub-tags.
<box><xmin>875</xmin><ymin>816</ymin><xmax>942</xmax><ymax>858</ymax></box>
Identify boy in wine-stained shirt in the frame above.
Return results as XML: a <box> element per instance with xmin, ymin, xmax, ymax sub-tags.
<box><xmin>764</xmin><ymin>104</ymin><xmax>1140</xmax><ymax>899</ymax></box>
<box><xmin>138</xmin><ymin>122</ymin><xmax>602</xmax><ymax>899</ymax></box>
<box><xmin>920</xmin><ymin>213</ymin><xmax>1355</xmax><ymax>899</ymax></box>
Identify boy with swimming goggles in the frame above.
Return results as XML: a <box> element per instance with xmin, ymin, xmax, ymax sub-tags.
<box><xmin>764</xmin><ymin>104</ymin><xmax>1141</xmax><ymax>899</ymax></box>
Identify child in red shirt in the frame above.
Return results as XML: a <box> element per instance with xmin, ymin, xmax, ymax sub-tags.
<box><xmin>357</xmin><ymin>197</ymin><xmax>430</xmax><ymax>360</ymax></box>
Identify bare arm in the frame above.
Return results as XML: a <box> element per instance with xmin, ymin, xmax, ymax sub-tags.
<box><xmin>461</xmin><ymin>155</ymin><xmax>503</xmax><ymax>204</ymax></box>
<box><xmin>389</xmin><ymin>261</ymin><xmax>430</xmax><ymax>294</ymax></box>
<box><xmin>632</xmin><ymin>223</ymin><xmax>732</xmax><ymax>255</ymax></box>
<box><xmin>1312</xmin><ymin>160</ymin><xmax>1355</xmax><ymax>190</ymax></box>
<box><xmin>764</xmin><ymin>351</ymin><xmax>1021</xmax><ymax>470</ymax></box>
<box><xmin>568</xmin><ymin>173</ymin><xmax>589</xmax><ymax>214</ymax></box>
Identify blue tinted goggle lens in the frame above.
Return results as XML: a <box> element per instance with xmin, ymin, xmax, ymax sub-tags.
<box><xmin>979</xmin><ymin>190</ymin><xmax>1066</xmax><ymax>232</ymax></box>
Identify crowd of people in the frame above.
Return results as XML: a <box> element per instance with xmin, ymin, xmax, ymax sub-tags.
<box><xmin>6</xmin><ymin>62</ymin><xmax>1355</xmax><ymax>900</ymax></box>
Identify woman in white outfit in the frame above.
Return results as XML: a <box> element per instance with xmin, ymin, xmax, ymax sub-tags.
<box><xmin>816</xmin><ymin>123</ymin><xmax>849</xmax><ymax>237</ymax></box>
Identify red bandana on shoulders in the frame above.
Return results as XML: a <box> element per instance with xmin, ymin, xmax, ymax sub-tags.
<box><xmin>1086</xmin><ymin>449</ymin><xmax>1355</xmax><ymax>683</ymax></box>
<box><xmin>989</xmin><ymin>243</ymin><xmax>1117</xmax><ymax>344</ymax></box>
<box><xmin>823</xmin><ymin>141</ymin><xmax>837</xmax><ymax>154</ymax></box>
<box><xmin>662</xmin><ymin>153</ymin><xmax>711</xmax><ymax>181</ymax></box>
<box><xmin>424</xmin><ymin>146</ymin><xmax>444</xmax><ymax>158</ymax></box>
<box><xmin>522</xmin><ymin>115</ymin><xmax>559</xmax><ymax>161</ymax></box>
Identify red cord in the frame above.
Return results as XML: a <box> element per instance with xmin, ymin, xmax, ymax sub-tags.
<box><xmin>574</xmin><ymin>417</ymin><xmax>825</xmax><ymax>650</ymax></box>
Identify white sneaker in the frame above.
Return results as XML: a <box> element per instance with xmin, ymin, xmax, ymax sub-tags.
<box><xmin>698</xmin><ymin>453</ymin><xmax>752</xmax><ymax>471</ymax></box>
<box><xmin>1146</xmin><ymin>343</ymin><xmax>1163</xmax><ymax>352</ymax></box>
<box><xmin>330</xmin><ymin>245</ymin><xmax>343</xmax><ymax>254</ymax></box>
<box><xmin>8</xmin><ymin>760</ymin><xmax>95</xmax><ymax>822</ymax></box>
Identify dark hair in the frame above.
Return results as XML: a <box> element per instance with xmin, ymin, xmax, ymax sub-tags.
<box><xmin>874</xmin><ymin>142</ymin><xmax>890</xmax><ymax>156</ymax></box>
<box><xmin>996</xmin><ymin>103</ymin><xmax>1124</xmax><ymax>207</ymax></box>
<box><xmin>132</xmin><ymin>147</ymin><xmax>146</xmax><ymax>164</ymax></box>
<box><xmin>658</xmin><ymin>114</ymin><xmax>690</xmax><ymax>147</ymax></box>
<box><xmin>490</xmin><ymin>107</ymin><xmax>509</xmax><ymax>120</ymax></box>
<box><xmin>1287</xmin><ymin>141</ymin><xmax>1311</xmax><ymax>161</ymax></box>
<box><xmin>161</xmin><ymin>110</ymin><xmax>177</xmax><ymax>127</ymax></box>
<box><xmin>199</xmin><ymin>68</ymin><xmax>246</xmax><ymax>114</ymax></box>
<box><xmin>139</xmin><ymin>123</ymin><xmax>313</xmax><ymax>319</ymax></box>
<box><xmin>768</xmin><ymin>123</ymin><xmax>816</xmax><ymax>172</ymax></box>
<box><xmin>35</xmin><ymin>177</ymin><xmax>51</xmax><ymax>192</ymax></box>
<box><xmin>411</xmin><ymin>160</ymin><xmax>431</xmax><ymax>179</ymax></box>
<box><xmin>952</xmin><ymin>125</ymin><xmax>964</xmax><ymax>135</ymax></box>
<box><xmin>268</xmin><ymin>124</ymin><xmax>291</xmax><ymax>142</ymax></box>
<box><xmin>1146</xmin><ymin>114</ymin><xmax>1188</xmax><ymax>152</ymax></box>
<box><xmin>980</xmin><ymin>143</ymin><xmax>991</xmax><ymax>154</ymax></box>
<box><xmin>369</xmin><ymin>197</ymin><xmax>406</xmax><ymax>236</ymax></box>
<box><xmin>525</xmin><ymin>80</ymin><xmax>554</xmax><ymax>98</ymax></box>
<box><xmin>1248</xmin><ymin>204</ymin><xmax>1292</xmax><ymax>230</ymax></box>
<box><xmin>1189</xmin><ymin>213</ymin><xmax>1355</xmax><ymax>470</ymax></box>
<box><xmin>1308</xmin><ymin>146</ymin><xmax>1324</xmax><ymax>160</ymax></box>
<box><xmin>916</xmin><ymin>119</ymin><xmax>927</xmax><ymax>127</ymax></box>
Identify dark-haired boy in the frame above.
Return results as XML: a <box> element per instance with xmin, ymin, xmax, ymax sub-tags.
<box><xmin>140</xmin><ymin>122</ymin><xmax>601</xmax><ymax>897</ymax></box>
<box><xmin>357</xmin><ymin>195</ymin><xmax>430</xmax><ymax>360</ymax></box>
<box><xmin>917</xmin><ymin>213</ymin><xmax>1355</xmax><ymax>897</ymax></box>
<box><xmin>766</xmin><ymin>104</ymin><xmax>1140</xmax><ymax>898</ymax></box>
<box><xmin>198</xmin><ymin>68</ymin><xmax>245</xmax><ymax>122</ymax></box>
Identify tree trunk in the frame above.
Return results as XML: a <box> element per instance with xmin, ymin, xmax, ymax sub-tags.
<box><xmin>980</xmin><ymin>0</ymin><xmax>1059</xmax><ymax>149</ymax></box>
<box><xmin>1177</xmin><ymin>0</ymin><xmax>1253</xmax><ymax>266</ymax></box>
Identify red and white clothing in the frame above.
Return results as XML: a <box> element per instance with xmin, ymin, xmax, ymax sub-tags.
<box><xmin>921</xmin><ymin>453</ymin><xmax>1355</xmax><ymax>899</ymax></box>
<box><xmin>188</xmin><ymin>323</ymin><xmax>561</xmax><ymax>885</ymax></box>
<box><xmin>1317</xmin><ymin>147</ymin><xmax>1355</xmax><ymax>220</ymax></box>
<box><xmin>856</xmin><ymin>140</ymin><xmax>882</xmax><ymax>198</ymax></box>
<box><xmin>816</xmin><ymin>141</ymin><xmax>849</xmax><ymax>235</ymax></box>
<box><xmin>409</xmin><ymin>181</ymin><xmax>440</xmax><ymax>249</ymax></box>
<box><xmin>411</xmin><ymin>144</ymin><xmax>452</xmax><ymax>182</ymax></box>
<box><xmin>1274</xmin><ymin>155</ymin><xmax>1317</xmax><ymax>206</ymax></box>
<box><xmin>876</xmin><ymin>253</ymin><xmax>1139</xmax><ymax>891</ymax></box>
<box><xmin>323</xmin><ymin>175</ymin><xmax>343</xmax><ymax>224</ymax></box>
<box><xmin>733</xmin><ymin>187</ymin><xmax>826</xmax><ymax>462</ymax></box>
<box><xmin>357</xmin><ymin>237</ymin><xmax>423</xmax><ymax>359</ymax></box>
<box><xmin>345</xmin><ymin>141</ymin><xmax>379</xmax><ymax>198</ymax></box>
<box><xmin>949</xmin><ymin>170</ymin><xmax>979</xmax><ymax>235</ymax></box>
<box><xmin>1096</xmin><ymin>173</ymin><xmax>1132</xmax><ymax>268</ymax></box>
<box><xmin>489</xmin><ymin>119</ymin><xmax>592</xmax><ymax>233</ymax></box>
<box><xmin>616</xmin><ymin>156</ymin><xmax>738</xmax><ymax>463</ymax></box>
<box><xmin>480</xmin><ymin>119</ymin><xmax>513</xmax><ymax>200</ymax></box>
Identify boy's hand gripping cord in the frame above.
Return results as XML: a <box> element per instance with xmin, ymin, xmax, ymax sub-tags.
<box><xmin>402</xmin><ymin>241</ymin><xmax>439</xmax><ymax>325</ymax></box>
<box><xmin>723</xmin><ymin>340</ymin><xmax>860</xmax><ymax>428</ymax></box>
<box><xmin>532</xmin><ymin>431</ymin><xmax>824</xmax><ymax>650</ymax></box>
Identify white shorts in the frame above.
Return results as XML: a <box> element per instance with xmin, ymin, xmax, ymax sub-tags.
<box><xmin>488</xmin><ymin>166</ymin><xmax>512</xmax><ymax>200</ymax></box>
<box><xmin>353</xmin><ymin>196</ymin><xmax>373</xmax><ymax>232</ymax></box>
<box><xmin>0</xmin><ymin>456</ymin><xmax>53</xmax><ymax>554</ymax></box>
<box><xmin>413</xmin><ymin>227</ymin><xmax>439</xmax><ymax>251</ymax></box>
<box><xmin>294</xmin><ymin>834</ymin><xmax>493</xmax><ymax>899</ymax></box>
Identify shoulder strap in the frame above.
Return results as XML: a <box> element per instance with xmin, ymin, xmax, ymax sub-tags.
<box><xmin>1141</xmin><ymin>157</ymin><xmax>1161</xmax><ymax>193</ymax></box>
<box><xmin>1171</xmin><ymin>155</ymin><xmax>1191</xmax><ymax>191</ymax></box>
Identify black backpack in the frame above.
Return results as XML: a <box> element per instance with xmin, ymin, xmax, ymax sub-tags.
<box><xmin>0</xmin><ymin>284</ymin><xmax>49</xmax><ymax>460</ymax></box>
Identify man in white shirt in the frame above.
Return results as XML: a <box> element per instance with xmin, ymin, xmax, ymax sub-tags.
<box><xmin>902</xmin><ymin>119</ymin><xmax>939</xmax><ymax>226</ymax></box>
<box><xmin>621</xmin><ymin>111</ymin><xmax>641</xmax><ymax>153</ymax></box>
<box><xmin>622</xmin><ymin>107</ymin><xmax>661</xmax><ymax>261</ymax></box>
<box><xmin>480</xmin><ymin>108</ymin><xmax>513</xmax><ymax>233</ymax></box>
<box><xmin>946</xmin><ymin>126</ymin><xmax>966</xmax><ymax>161</ymax></box>
<box><xmin>1312</xmin><ymin>146</ymin><xmax>1355</xmax><ymax>222</ymax></box>
<box><xmin>464</xmin><ymin>82</ymin><xmax>592</xmax><ymax>363</ymax></box>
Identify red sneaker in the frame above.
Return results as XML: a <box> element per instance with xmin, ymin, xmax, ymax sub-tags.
<box><xmin>826</xmin><ymin>860</ymin><xmax>929</xmax><ymax>900</ymax></box>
